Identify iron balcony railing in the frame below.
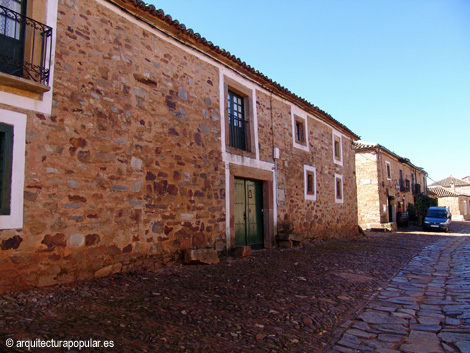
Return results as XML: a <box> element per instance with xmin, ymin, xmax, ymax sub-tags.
<box><xmin>0</xmin><ymin>5</ymin><xmax>53</xmax><ymax>85</ymax></box>
<box><xmin>229</xmin><ymin>113</ymin><xmax>247</xmax><ymax>151</ymax></box>
<box><xmin>400</xmin><ymin>179</ymin><xmax>411</xmax><ymax>192</ymax></box>
<box><xmin>413</xmin><ymin>183</ymin><xmax>421</xmax><ymax>195</ymax></box>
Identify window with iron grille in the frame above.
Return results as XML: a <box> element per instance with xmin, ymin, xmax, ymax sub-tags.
<box><xmin>0</xmin><ymin>0</ymin><xmax>53</xmax><ymax>85</ymax></box>
<box><xmin>0</xmin><ymin>122</ymin><xmax>13</xmax><ymax>215</ymax></box>
<box><xmin>228</xmin><ymin>90</ymin><xmax>247</xmax><ymax>151</ymax></box>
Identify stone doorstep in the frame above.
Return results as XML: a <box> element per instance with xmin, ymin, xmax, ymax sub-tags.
<box><xmin>276</xmin><ymin>233</ymin><xmax>307</xmax><ymax>248</ymax></box>
<box><xmin>184</xmin><ymin>248</ymin><xmax>219</xmax><ymax>265</ymax></box>
<box><xmin>231</xmin><ymin>246</ymin><xmax>252</xmax><ymax>259</ymax></box>
<box><xmin>368</xmin><ymin>223</ymin><xmax>397</xmax><ymax>232</ymax></box>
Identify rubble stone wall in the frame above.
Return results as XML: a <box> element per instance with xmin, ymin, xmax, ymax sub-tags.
<box><xmin>0</xmin><ymin>0</ymin><xmax>359</xmax><ymax>293</ymax></box>
<box><xmin>0</xmin><ymin>0</ymin><xmax>226</xmax><ymax>292</ymax></box>
<box><xmin>256</xmin><ymin>91</ymin><xmax>358</xmax><ymax>239</ymax></box>
<box><xmin>355</xmin><ymin>152</ymin><xmax>380</xmax><ymax>227</ymax></box>
<box><xmin>356</xmin><ymin>148</ymin><xmax>427</xmax><ymax>228</ymax></box>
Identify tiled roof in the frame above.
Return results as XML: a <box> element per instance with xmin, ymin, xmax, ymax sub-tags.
<box><xmin>430</xmin><ymin>176</ymin><xmax>470</xmax><ymax>187</ymax></box>
<box><xmin>428</xmin><ymin>186</ymin><xmax>460</xmax><ymax>198</ymax></box>
<box><xmin>108</xmin><ymin>0</ymin><xmax>360</xmax><ymax>140</ymax></box>
<box><xmin>354</xmin><ymin>141</ymin><xmax>425</xmax><ymax>172</ymax></box>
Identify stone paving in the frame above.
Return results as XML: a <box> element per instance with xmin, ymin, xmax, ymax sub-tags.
<box><xmin>327</xmin><ymin>228</ymin><xmax>470</xmax><ymax>353</ymax></box>
<box><xmin>0</xmin><ymin>223</ymin><xmax>469</xmax><ymax>352</ymax></box>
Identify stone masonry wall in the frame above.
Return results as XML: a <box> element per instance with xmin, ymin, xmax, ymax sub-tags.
<box><xmin>0</xmin><ymin>0</ymin><xmax>225</xmax><ymax>292</ymax></box>
<box><xmin>356</xmin><ymin>148</ymin><xmax>427</xmax><ymax>228</ymax></box>
<box><xmin>0</xmin><ymin>0</ymin><xmax>360</xmax><ymax>293</ymax></box>
<box><xmin>256</xmin><ymin>91</ymin><xmax>358</xmax><ymax>239</ymax></box>
<box><xmin>355</xmin><ymin>152</ymin><xmax>380</xmax><ymax>227</ymax></box>
<box><xmin>438</xmin><ymin>196</ymin><xmax>470</xmax><ymax>221</ymax></box>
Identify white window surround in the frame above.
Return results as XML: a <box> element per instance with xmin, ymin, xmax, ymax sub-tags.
<box><xmin>385</xmin><ymin>161</ymin><xmax>392</xmax><ymax>180</ymax></box>
<box><xmin>335</xmin><ymin>173</ymin><xmax>344</xmax><ymax>204</ymax></box>
<box><xmin>0</xmin><ymin>0</ymin><xmax>58</xmax><ymax>115</ymax></box>
<box><xmin>291</xmin><ymin>108</ymin><xmax>309</xmax><ymax>152</ymax></box>
<box><xmin>332</xmin><ymin>130</ymin><xmax>343</xmax><ymax>166</ymax></box>
<box><xmin>219</xmin><ymin>70</ymin><xmax>259</xmax><ymax>162</ymax></box>
<box><xmin>304</xmin><ymin>165</ymin><xmax>317</xmax><ymax>201</ymax></box>
<box><xmin>0</xmin><ymin>109</ymin><xmax>26</xmax><ymax>229</ymax></box>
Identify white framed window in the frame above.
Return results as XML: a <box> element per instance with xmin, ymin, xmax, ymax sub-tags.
<box><xmin>291</xmin><ymin>109</ymin><xmax>309</xmax><ymax>151</ymax></box>
<box><xmin>0</xmin><ymin>109</ymin><xmax>26</xmax><ymax>229</ymax></box>
<box><xmin>304</xmin><ymin>165</ymin><xmax>317</xmax><ymax>201</ymax></box>
<box><xmin>335</xmin><ymin>173</ymin><xmax>344</xmax><ymax>203</ymax></box>
<box><xmin>332</xmin><ymin>130</ymin><xmax>343</xmax><ymax>166</ymax></box>
<box><xmin>385</xmin><ymin>161</ymin><xmax>392</xmax><ymax>180</ymax></box>
<box><xmin>0</xmin><ymin>0</ymin><xmax>58</xmax><ymax>115</ymax></box>
<box><xmin>222</xmin><ymin>74</ymin><xmax>257</xmax><ymax>157</ymax></box>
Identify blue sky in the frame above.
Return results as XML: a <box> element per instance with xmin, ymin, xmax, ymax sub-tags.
<box><xmin>147</xmin><ymin>0</ymin><xmax>469</xmax><ymax>183</ymax></box>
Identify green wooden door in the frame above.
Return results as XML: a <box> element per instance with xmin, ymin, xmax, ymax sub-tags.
<box><xmin>234</xmin><ymin>178</ymin><xmax>263</xmax><ymax>248</ymax></box>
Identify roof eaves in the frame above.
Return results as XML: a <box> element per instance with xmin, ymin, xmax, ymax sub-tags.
<box><xmin>106</xmin><ymin>0</ymin><xmax>360</xmax><ymax>140</ymax></box>
<box><xmin>354</xmin><ymin>141</ymin><xmax>426</xmax><ymax>173</ymax></box>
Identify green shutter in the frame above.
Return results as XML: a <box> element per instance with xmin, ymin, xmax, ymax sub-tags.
<box><xmin>0</xmin><ymin>123</ymin><xmax>14</xmax><ymax>215</ymax></box>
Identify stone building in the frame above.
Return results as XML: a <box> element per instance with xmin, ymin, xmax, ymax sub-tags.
<box><xmin>355</xmin><ymin>141</ymin><xmax>427</xmax><ymax>230</ymax></box>
<box><xmin>429</xmin><ymin>176</ymin><xmax>470</xmax><ymax>221</ymax></box>
<box><xmin>0</xmin><ymin>0</ymin><xmax>359</xmax><ymax>292</ymax></box>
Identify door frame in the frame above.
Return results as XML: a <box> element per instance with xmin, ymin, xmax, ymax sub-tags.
<box><xmin>234</xmin><ymin>178</ymin><xmax>264</xmax><ymax>248</ymax></box>
<box><xmin>228</xmin><ymin>163</ymin><xmax>274</xmax><ymax>250</ymax></box>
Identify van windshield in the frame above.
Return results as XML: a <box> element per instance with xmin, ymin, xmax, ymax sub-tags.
<box><xmin>428</xmin><ymin>210</ymin><xmax>447</xmax><ymax>218</ymax></box>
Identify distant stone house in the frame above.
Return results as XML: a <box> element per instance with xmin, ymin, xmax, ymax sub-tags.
<box><xmin>429</xmin><ymin>176</ymin><xmax>470</xmax><ymax>221</ymax></box>
<box><xmin>354</xmin><ymin>141</ymin><xmax>427</xmax><ymax>230</ymax></box>
<box><xmin>0</xmin><ymin>0</ymin><xmax>360</xmax><ymax>293</ymax></box>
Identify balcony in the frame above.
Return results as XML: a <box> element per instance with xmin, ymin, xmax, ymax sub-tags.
<box><xmin>413</xmin><ymin>183</ymin><xmax>421</xmax><ymax>195</ymax></box>
<box><xmin>0</xmin><ymin>5</ymin><xmax>53</xmax><ymax>87</ymax></box>
<box><xmin>400</xmin><ymin>179</ymin><xmax>411</xmax><ymax>192</ymax></box>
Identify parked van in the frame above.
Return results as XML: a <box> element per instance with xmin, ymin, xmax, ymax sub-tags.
<box><xmin>423</xmin><ymin>206</ymin><xmax>451</xmax><ymax>232</ymax></box>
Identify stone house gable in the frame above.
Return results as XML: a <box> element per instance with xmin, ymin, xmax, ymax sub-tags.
<box><xmin>429</xmin><ymin>176</ymin><xmax>470</xmax><ymax>220</ymax></box>
<box><xmin>355</xmin><ymin>141</ymin><xmax>428</xmax><ymax>230</ymax></box>
<box><xmin>0</xmin><ymin>0</ymin><xmax>359</xmax><ymax>292</ymax></box>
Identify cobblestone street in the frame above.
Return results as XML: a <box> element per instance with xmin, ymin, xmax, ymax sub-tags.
<box><xmin>0</xmin><ymin>222</ymin><xmax>468</xmax><ymax>353</ymax></box>
<box><xmin>327</xmin><ymin>222</ymin><xmax>470</xmax><ymax>353</ymax></box>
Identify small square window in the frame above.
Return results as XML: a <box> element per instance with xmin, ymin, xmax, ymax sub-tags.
<box><xmin>295</xmin><ymin>120</ymin><xmax>305</xmax><ymax>144</ymax></box>
<box><xmin>292</xmin><ymin>113</ymin><xmax>308</xmax><ymax>151</ymax></box>
<box><xmin>334</xmin><ymin>137</ymin><xmax>341</xmax><ymax>159</ymax></box>
<box><xmin>307</xmin><ymin>171</ymin><xmax>314</xmax><ymax>195</ymax></box>
<box><xmin>336</xmin><ymin>179</ymin><xmax>342</xmax><ymax>199</ymax></box>
<box><xmin>386</xmin><ymin>161</ymin><xmax>392</xmax><ymax>180</ymax></box>
<box><xmin>304</xmin><ymin>165</ymin><xmax>317</xmax><ymax>201</ymax></box>
<box><xmin>332</xmin><ymin>131</ymin><xmax>343</xmax><ymax>165</ymax></box>
<box><xmin>335</xmin><ymin>174</ymin><xmax>343</xmax><ymax>203</ymax></box>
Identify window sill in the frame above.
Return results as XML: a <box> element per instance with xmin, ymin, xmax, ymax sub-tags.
<box><xmin>226</xmin><ymin>146</ymin><xmax>256</xmax><ymax>159</ymax></box>
<box><xmin>0</xmin><ymin>72</ymin><xmax>50</xmax><ymax>94</ymax></box>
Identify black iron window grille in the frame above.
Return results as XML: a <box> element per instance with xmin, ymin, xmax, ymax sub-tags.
<box><xmin>0</xmin><ymin>3</ymin><xmax>53</xmax><ymax>85</ymax></box>
<box><xmin>228</xmin><ymin>90</ymin><xmax>247</xmax><ymax>151</ymax></box>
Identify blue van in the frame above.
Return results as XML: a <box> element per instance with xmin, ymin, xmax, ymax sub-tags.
<box><xmin>423</xmin><ymin>206</ymin><xmax>451</xmax><ymax>232</ymax></box>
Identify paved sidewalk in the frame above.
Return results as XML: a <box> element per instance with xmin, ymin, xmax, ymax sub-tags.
<box><xmin>328</xmin><ymin>234</ymin><xmax>470</xmax><ymax>353</ymax></box>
